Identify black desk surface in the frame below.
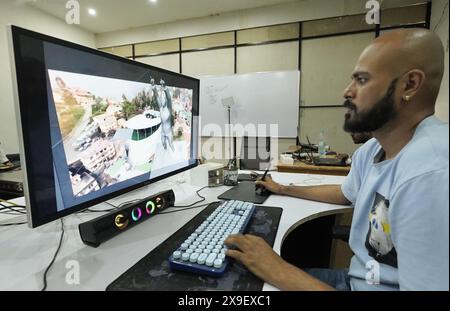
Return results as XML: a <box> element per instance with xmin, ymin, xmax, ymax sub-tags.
<box><xmin>218</xmin><ymin>181</ymin><xmax>271</xmax><ymax>204</ymax></box>
<box><xmin>107</xmin><ymin>203</ymin><xmax>282</xmax><ymax>291</ymax></box>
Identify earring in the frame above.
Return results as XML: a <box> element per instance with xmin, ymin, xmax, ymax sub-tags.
<box><xmin>403</xmin><ymin>95</ymin><xmax>411</xmax><ymax>103</ymax></box>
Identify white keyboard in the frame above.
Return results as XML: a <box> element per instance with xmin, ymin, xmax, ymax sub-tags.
<box><xmin>168</xmin><ymin>200</ymin><xmax>255</xmax><ymax>277</ymax></box>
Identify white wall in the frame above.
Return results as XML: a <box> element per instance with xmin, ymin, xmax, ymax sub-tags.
<box><xmin>431</xmin><ymin>0</ymin><xmax>449</xmax><ymax>122</ymax></box>
<box><xmin>96</xmin><ymin>0</ymin><xmax>426</xmax><ymax>159</ymax></box>
<box><xmin>0</xmin><ymin>0</ymin><xmax>96</xmax><ymax>153</ymax></box>
<box><xmin>96</xmin><ymin>0</ymin><xmax>424</xmax><ymax>47</ymax></box>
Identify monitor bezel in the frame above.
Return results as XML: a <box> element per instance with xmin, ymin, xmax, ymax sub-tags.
<box><xmin>8</xmin><ymin>25</ymin><xmax>199</xmax><ymax>228</ymax></box>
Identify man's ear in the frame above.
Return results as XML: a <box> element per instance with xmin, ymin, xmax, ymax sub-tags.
<box><xmin>401</xmin><ymin>69</ymin><xmax>425</xmax><ymax>103</ymax></box>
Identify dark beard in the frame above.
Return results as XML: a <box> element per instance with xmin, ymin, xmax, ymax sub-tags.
<box><xmin>343</xmin><ymin>79</ymin><xmax>398</xmax><ymax>133</ymax></box>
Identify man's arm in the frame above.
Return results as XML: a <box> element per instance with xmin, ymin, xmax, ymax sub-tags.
<box><xmin>225</xmin><ymin>234</ymin><xmax>335</xmax><ymax>291</ymax></box>
<box><xmin>256</xmin><ymin>176</ymin><xmax>351</xmax><ymax>205</ymax></box>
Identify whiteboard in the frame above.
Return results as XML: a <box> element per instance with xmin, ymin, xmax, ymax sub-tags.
<box><xmin>199</xmin><ymin>70</ymin><xmax>300</xmax><ymax>138</ymax></box>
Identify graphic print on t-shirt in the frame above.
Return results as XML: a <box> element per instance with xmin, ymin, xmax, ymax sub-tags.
<box><xmin>365</xmin><ymin>192</ymin><xmax>398</xmax><ymax>267</ymax></box>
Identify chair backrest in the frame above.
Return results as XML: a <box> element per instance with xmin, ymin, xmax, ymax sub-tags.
<box><xmin>239</xmin><ymin>136</ymin><xmax>271</xmax><ymax>170</ymax></box>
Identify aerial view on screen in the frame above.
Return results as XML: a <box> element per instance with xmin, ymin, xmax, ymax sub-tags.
<box><xmin>47</xmin><ymin>69</ymin><xmax>193</xmax><ymax>197</ymax></box>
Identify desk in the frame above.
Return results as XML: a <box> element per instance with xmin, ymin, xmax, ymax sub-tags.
<box><xmin>277</xmin><ymin>161</ymin><xmax>350</xmax><ymax>176</ymax></box>
<box><xmin>0</xmin><ymin>170</ymin><xmax>351</xmax><ymax>291</ymax></box>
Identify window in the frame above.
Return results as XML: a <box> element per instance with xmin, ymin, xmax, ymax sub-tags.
<box><xmin>99</xmin><ymin>45</ymin><xmax>133</xmax><ymax>58</ymax></box>
<box><xmin>237</xmin><ymin>23</ymin><xmax>299</xmax><ymax>44</ymax></box>
<box><xmin>381</xmin><ymin>3</ymin><xmax>427</xmax><ymax>28</ymax></box>
<box><xmin>303</xmin><ymin>14</ymin><xmax>372</xmax><ymax>37</ymax></box>
<box><xmin>135</xmin><ymin>39</ymin><xmax>179</xmax><ymax>56</ymax></box>
<box><xmin>182</xmin><ymin>32</ymin><xmax>234</xmax><ymax>50</ymax></box>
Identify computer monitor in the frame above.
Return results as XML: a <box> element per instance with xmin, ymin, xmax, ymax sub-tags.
<box><xmin>8</xmin><ymin>26</ymin><xmax>199</xmax><ymax>228</ymax></box>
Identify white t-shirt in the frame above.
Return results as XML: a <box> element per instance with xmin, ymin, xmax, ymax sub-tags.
<box><xmin>342</xmin><ymin>116</ymin><xmax>449</xmax><ymax>290</ymax></box>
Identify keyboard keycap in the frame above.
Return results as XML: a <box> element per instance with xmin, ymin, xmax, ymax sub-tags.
<box><xmin>169</xmin><ymin>200</ymin><xmax>255</xmax><ymax>277</ymax></box>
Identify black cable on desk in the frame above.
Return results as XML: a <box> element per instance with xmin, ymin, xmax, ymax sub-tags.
<box><xmin>0</xmin><ymin>204</ymin><xmax>27</xmax><ymax>215</ymax></box>
<box><xmin>41</xmin><ymin>219</ymin><xmax>65</xmax><ymax>291</ymax></box>
<box><xmin>171</xmin><ymin>186</ymin><xmax>208</xmax><ymax>208</ymax></box>
<box><xmin>0</xmin><ymin>222</ymin><xmax>27</xmax><ymax>226</ymax></box>
<box><xmin>172</xmin><ymin>184</ymin><xmax>223</xmax><ymax>208</ymax></box>
<box><xmin>78</xmin><ymin>200</ymin><xmax>122</xmax><ymax>214</ymax></box>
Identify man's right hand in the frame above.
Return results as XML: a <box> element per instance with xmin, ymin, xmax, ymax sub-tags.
<box><xmin>255</xmin><ymin>176</ymin><xmax>283</xmax><ymax>195</ymax></box>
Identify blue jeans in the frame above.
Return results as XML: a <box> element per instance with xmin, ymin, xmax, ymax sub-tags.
<box><xmin>304</xmin><ymin>268</ymin><xmax>351</xmax><ymax>291</ymax></box>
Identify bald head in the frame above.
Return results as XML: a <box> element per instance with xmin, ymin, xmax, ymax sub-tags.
<box><xmin>359</xmin><ymin>28</ymin><xmax>445</xmax><ymax>105</ymax></box>
<box><xmin>343</xmin><ymin>28</ymin><xmax>445</xmax><ymax>134</ymax></box>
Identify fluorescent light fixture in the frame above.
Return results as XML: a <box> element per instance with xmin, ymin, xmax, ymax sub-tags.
<box><xmin>88</xmin><ymin>8</ymin><xmax>97</xmax><ymax>16</ymax></box>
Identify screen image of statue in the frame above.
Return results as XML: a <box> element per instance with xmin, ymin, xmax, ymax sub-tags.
<box><xmin>48</xmin><ymin>69</ymin><xmax>193</xmax><ymax>198</ymax></box>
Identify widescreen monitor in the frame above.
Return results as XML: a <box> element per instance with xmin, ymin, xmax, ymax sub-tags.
<box><xmin>9</xmin><ymin>26</ymin><xmax>199</xmax><ymax>227</ymax></box>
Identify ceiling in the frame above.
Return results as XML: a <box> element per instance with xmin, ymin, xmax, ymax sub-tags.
<box><xmin>25</xmin><ymin>0</ymin><xmax>301</xmax><ymax>34</ymax></box>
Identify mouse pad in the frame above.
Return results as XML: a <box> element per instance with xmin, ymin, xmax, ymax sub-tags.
<box><xmin>218</xmin><ymin>180</ymin><xmax>270</xmax><ymax>204</ymax></box>
<box><xmin>106</xmin><ymin>204</ymin><xmax>282</xmax><ymax>291</ymax></box>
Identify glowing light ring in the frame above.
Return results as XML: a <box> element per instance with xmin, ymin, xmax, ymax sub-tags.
<box><xmin>131</xmin><ymin>208</ymin><xmax>142</xmax><ymax>221</ymax></box>
<box><xmin>146</xmin><ymin>201</ymin><xmax>156</xmax><ymax>214</ymax></box>
<box><xmin>115</xmin><ymin>214</ymin><xmax>129</xmax><ymax>229</ymax></box>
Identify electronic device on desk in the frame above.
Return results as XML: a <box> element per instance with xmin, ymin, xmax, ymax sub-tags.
<box><xmin>311</xmin><ymin>154</ymin><xmax>349</xmax><ymax>166</ymax></box>
<box><xmin>0</xmin><ymin>152</ymin><xmax>20</xmax><ymax>172</ymax></box>
<box><xmin>305</xmin><ymin>137</ymin><xmax>348</xmax><ymax>167</ymax></box>
<box><xmin>9</xmin><ymin>26</ymin><xmax>199</xmax><ymax>240</ymax></box>
<box><xmin>79</xmin><ymin>190</ymin><xmax>175</xmax><ymax>247</ymax></box>
<box><xmin>237</xmin><ymin>171</ymin><xmax>260</xmax><ymax>181</ymax></box>
<box><xmin>299</xmin><ymin>142</ymin><xmax>318</xmax><ymax>152</ymax></box>
<box><xmin>190</xmin><ymin>162</ymin><xmax>224</xmax><ymax>187</ymax></box>
<box><xmin>169</xmin><ymin>199</ymin><xmax>255</xmax><ymax>277</ymax></box>
<box><xmin>0</xmin><ymin>169</ymin><xmax>24</xmax><ymax>198</ymax></box>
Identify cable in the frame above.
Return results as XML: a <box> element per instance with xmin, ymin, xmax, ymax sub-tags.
<box><xmin>77</xmin><ymin>200</ymin><xmax>120</xmax><ymax>214</ymax></box>
<box><xmin>433</xmin><ymin>1</ymin><xmax>449</xmax><ymax>32</ymax></box>
<box><xmin>0</xmin><ymin>203</ymin><xmax>27</xmax><ymax>214</ymax></box>
<box><xmin>103</xmin><ymin>201</ymin><xmax>119</xmax><ymax>209</ymax></box>
<box><xmin>0</xmin><ymin>202</ymin><xmax>26</xmax><ymax>209</ymax></box>
<box><xmin>0</xmin><ymin>222</ymin><xmax>27</xmax><ymax>227</ymax></box>
<box><xmin>172</xmin><ymin>184</ymin><xmax>224</xmax><ymax>208</ymax></box>
<box><xmin>172</xmin><ymin>186</ymin><xmax>208</xmax><ymax>208</ymax></box>
<box><xmin>0</xmin><ymin>198</ymin><xmax>22</xmax><ymax>206</ymax></box>
<box><xmin>41</xmin><ymin>219</ymin><xmax>65</xmax><ymax>291</ymax></box>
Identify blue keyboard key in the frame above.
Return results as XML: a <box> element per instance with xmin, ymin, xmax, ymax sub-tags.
<box><xmin>168</xmin><ymin>200</ymin><xmax>255</xmax><ymax>277</ymax></box>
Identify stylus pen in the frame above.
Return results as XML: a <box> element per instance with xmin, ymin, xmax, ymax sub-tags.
<box><xmin>261</xmin><ymin>167</ymin><xmax>270</xmax><ymax>181</ymax></box>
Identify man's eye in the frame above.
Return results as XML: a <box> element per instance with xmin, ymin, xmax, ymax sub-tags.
<box><xmin>357</xmin><ymin>77</ymin><xmax>367</xmax><ymax>84</ymax></box>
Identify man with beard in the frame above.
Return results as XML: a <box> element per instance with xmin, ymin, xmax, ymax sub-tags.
<box><xmin>224</xmin><ymin>29</ymin><xmax>448</xmax><ymax>290</ymax></box>
<box><xmin>350</xmin><ymin>132</ymin><xmax>372</xmax><ymax>145</ymax></box>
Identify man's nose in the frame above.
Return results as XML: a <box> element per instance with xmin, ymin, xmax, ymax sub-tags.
<box><xmin>343</xmin><ymin>81</ymin><xmax>355</xmax><ymax>100</ymax></box>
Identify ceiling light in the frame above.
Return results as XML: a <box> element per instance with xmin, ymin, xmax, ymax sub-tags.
<box><xmin>149</xmin><ymin>0</ymin><xmax>157</xmax><ymax>3</ymax></box>
<box><xmin>88</xmin><ymin>8</ymin><xmax>97</xmax><ymax>16</ymax></box>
